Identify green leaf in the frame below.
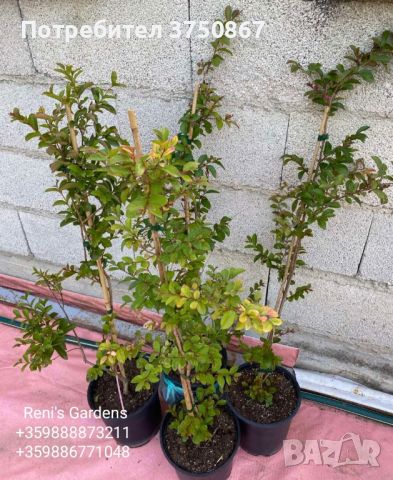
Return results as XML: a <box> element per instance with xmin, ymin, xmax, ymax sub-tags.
<box><xmin>183</xmin><ymin>161</ymin><xmax>199</xmax><ymax>172</ymax></box>
<box><xmin>213</xmin><ymin>112</ymin><xmax>224</xmax><ymax>130</ymax></box>
<box><xmin>212</xmin><ymin>55</ymin><xmax>223</xmax><ymax>67</ymax></box>
<box><xmin>374</xmin><ymin>189</ymin><xmax>388</xmax><ymax>204</ymax></box>
<box><xmin>224</xmin><ymin>6</ymin><xmax>233</xmax><ymax>21</ymax></box>
<box><xmin>153</xmin><ymin>339</ymin><xmax>161</xmax><ymax>353</ymax></box>
<box><xmin>116</xmin><ymin>349</ymin><xmax>126</xmax><ymax>363</ymax></box>
<box><xmin>163</xmin><ymin>165</ymin><xmax>180</xmax><ymax>177</ymax></box>
<box><xmin>358</xmin><ymin>69</ymin><xmax>374</xmax><ymax>83</ymax></box>
<box><xmin>126</xmin><ymin>196</ymin><xmax>146</xmax><ymax>218</ymax></box>
<box><xmin>25</xmin><ymin>131</ymin><xmax>40</xmax><ymax>141</ymax></box>
<box><xmin>221</xmin><ymin>310</ymin><xmax>236</xmax><ymax>329</ymax></box>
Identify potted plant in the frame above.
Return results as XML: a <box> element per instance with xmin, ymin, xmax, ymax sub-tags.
<box><xmin>108</xmin><ymin>146</ymin><xmax>283</xmax><ymax>472</ymax></box>
<box><xmin>226</xmin><ymin>310</ymin><xmax>301</xmax><ymax>456</ymax></box>
<box><xmin>158</xmin><ymin>287</ymin><xmax>283</xmax><ymax>480</ymax></box>
<box><xmin>227</xmin><ymin>31</ymin><xmax>393</xmax><ymax>457</ymax></box>
<box><xmin>110</xmin><ymin>120</ymin><xmax>246</xmax><ymax>468</ymax></box>
<box><xmin>10</xmin><ymin>4</ymin><xmax>244</xmax><ymax>454</ymax></box>
<box><xmin>10</xmin><ymin>65</ymin><xmax>162</xmax><ymax>447</ymax></box>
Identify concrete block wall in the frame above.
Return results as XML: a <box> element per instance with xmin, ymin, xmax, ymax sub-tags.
<box><xmin>1</xmin><ymin>0</ymin><xmax>393</xmax><ymax>391</ymax></box>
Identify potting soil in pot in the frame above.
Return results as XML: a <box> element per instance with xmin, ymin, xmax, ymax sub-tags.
<box><xmin>92</xmin><ymin>359</ymin><xmax>152</xmax><ymax>412</ymax></box>
<box><xmin>227</xmin><ymin>367</ymin><xmax>297</xmax><ymax>423</ymax></box>
<box><xmin>163</xmin><ymin>409</ymin><xmax>237</xmax><ymax>473</ymax></box>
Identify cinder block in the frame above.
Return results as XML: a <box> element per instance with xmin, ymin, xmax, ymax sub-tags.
<box><xmin>107</xmin><ymin>237</ymin><xmax>132</xmax><ymax>281</ymax></box>
<box><xmin>116</xmin><ymin>90</ymin><xmax>188</xmax><ymax>150</ymax></box>
<box><xmin>267</xmin><ymin>268</ymin><xmax>393</xmax><ymax>352</ymax></box>
<box><xmin>0</xmin><ymin>151</ymin><xmax>55</xmax><ymax>212</ymax></box>
<box><xmin>200</xmin><ymin>108</ymin><xmax>288</xmax><ymax>190</ymax></box>
<box><xmin>207</xmin><ymin>186</ymin><xmax>274</xmax><ymax>253</ymax></box>
<box><xmin>190</xmin><ymin>0</ymin><xmax>393</xmax><ymax>112</ymax></box>
<box><xmin>302</xmin><ymin>206</ymin><xmax>373</xmax><ymax>276</ymax></box>
<box><xmin>205</xmin><ymin>248</ymin><xmax>269</xmax><ymax>298</ymax></box>
<box><xmin>346</xmin><ymin>68</ymin><xmax>393</xmax><ymax>117</ymax></box>
<box><xmin>19</xmin><ymin>0</ymin><xmax>190</xmax><ymax>93</ymax></box>
<box><xmin>359</xmin><ymin>213</ymin><xmax>393</xmax><ymax>285</ymax></box>
<box><xmin>19</xmin><ymin>212</ymin><xmax>84</xmax><ymax>265</ymax></box>
<box><xmin>208</xmin><ymin>189</ymin><xmax>372</xmax><ymax>277</ymax></box>
<box><xmin>0</xmin><ymin>207</ymin><xmax>29</xmax><ymax>256</ymax></box>
<box><xmin>0</xmin><ymin>1</ymin><xmax>35</xmax><ymax>75</ymax></box>
<box><xmin>18</xmin><ymin>212</ymin><xmax>131</xmax><ymax>277</ymax></box>
<box><xmin>0</xmin><ymin>82</ymin><xmax>52</xmax><ymax>151</ymax></box>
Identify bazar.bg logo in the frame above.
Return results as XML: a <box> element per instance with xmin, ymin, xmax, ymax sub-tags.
<box><xmin>284</xmin><ymin>433</ymin><xmax>380</xmax><ymax>468</ymax></box>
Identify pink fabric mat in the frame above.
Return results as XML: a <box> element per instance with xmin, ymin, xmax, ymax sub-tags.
<box><xmin>0</xmin><ymin>323</ymin><xmax>392</xmax><ymax>480</ymax></box>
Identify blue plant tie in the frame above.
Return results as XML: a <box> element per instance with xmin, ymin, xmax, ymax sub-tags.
<box><xmin>162</xmin><ymin>374</ymin><xmax>184</xmax><ymax>405</ymax></box>
<box><xmin>161</xmin><ymin>374</ymin><xmax>222</xmax><ymax>405</ymax></box>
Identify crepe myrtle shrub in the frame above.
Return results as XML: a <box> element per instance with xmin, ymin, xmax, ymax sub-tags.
<box><xmin>246</xmin><ymin>30</ymin><xmax>393</xmax><ymax>333</ymax></box>
<box><xmin>94</xmin><ymin>6</ymin><xmax>286</xmax><ymax>445</ymax></box>
<box><xmin>13</xmin><ymin>294</ymin><xmax>74</xmax><ymax>371</ymax></box>
<box><xmin>89</xmin><ymin>5</ymin><xmax>242</xmax><ymax>400</ymax></box>
<box><xmin>88</xmin><ymin>1</ymin><xmax>242</xmax><ymax>390</ymax></box>
<box><xmin>10</xmin><ymin>65</ymin><xmax>136</xmax><ymax>398</ymax></box>
<box><xmin>98</xmin><ymin>126</ymin><xmax>283</xmax><ymax>443</ymax></box>
<box><xmin>98</xmin><ymin>129</ymin><xmax>238</xmax><ymax>441</ymax></box>
<box><xmin>84</xmin><ymin>7</ymin><xmax>254</xmax><ymax>444</ymax></box>
<box><xmin>10</xmin><ymin>4</ymin><xmax>242</xmax><ymax>411</ymax></box>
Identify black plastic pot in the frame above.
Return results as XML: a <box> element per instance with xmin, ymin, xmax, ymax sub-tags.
<box><xmin>87</xmin><ymin>380</ymin><xmax>162</xmax><ymax>447</ymax></box>
<box><xmin>160</xmin><ymin>411</ymin><xmax>240</xmax><ymax>480</ymax></box>
<box><xmin>160</xmin><ymin>348</ymin><xmax>228</xmax><ymax>406</ymax></box>
<box><xmin>227</xmin><ymin>364</ymin><xmax>301</xmax><ymax>456</ymax></box>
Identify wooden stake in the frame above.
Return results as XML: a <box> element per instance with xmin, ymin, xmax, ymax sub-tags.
<box><xmin>128</xmin><ymin>109</ymin><xmax>167</xmax><ymax>284</ymax></box>
<box><xmin>307</xmin><ymin>106</ymin><xmax>330</xmax><ymax>179</ymax></box>
<box><xmin>272</xmin><ymin>105</ymin><xmax>331</xmax><ymax>328</ymax></box>
<box><xmin>65</xmin><ymin>105</ymin><xmax>78</xmax><ymax>153</ymax></box>
<box><xmin>188</xmin><ymin>83</ymin><xmax>200</xmax><ymax>140</ymax></box>
<box><xmin>65</xmin><ymin>104</ymin><xmax>113</xmax><ymax>316</ymax></box>
<box><xmin>127</xmin><ymin>109</ymin><xmax>195</xmax><ymax>412</ymax></box>
<box><xmin>183</xmin><ymin>84</ymin><xmax>200</xmax><ymax>228</ymax></box>
<box><xmin>128</xmin><ymin>110</ymin><xmax>143</xmax><ymax>158</ymax></box>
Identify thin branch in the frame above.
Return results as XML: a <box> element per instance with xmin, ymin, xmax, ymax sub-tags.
<box><xmin>272</xmin><ymin>105</ymin><xmax>331</xmax><ymax>336</ymax></box>
<box><xmin>40</xmin><ymin>276</ymin><xmax>90</xmax><ymax>365</ymax></box>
